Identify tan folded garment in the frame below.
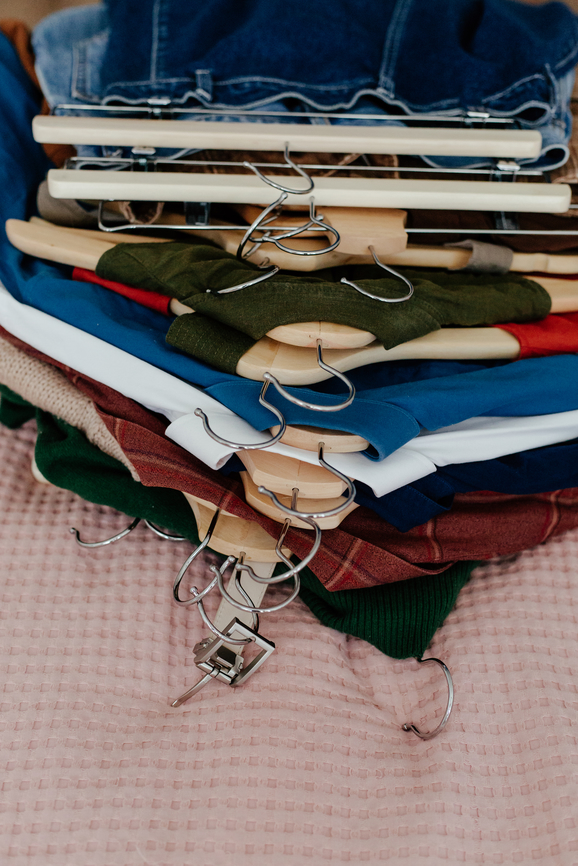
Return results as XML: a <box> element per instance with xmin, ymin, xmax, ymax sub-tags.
<box><xmin>0</xmin><ymin>334</ymin><xmax>140</xmax><ymax>480</ymax></box>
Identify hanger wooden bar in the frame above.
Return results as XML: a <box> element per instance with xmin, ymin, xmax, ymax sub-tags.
<box><xmin>279</xmin><ymin>426</ymin><xmax>368</xmax><ymax>453</ymax></box>
<box><xmin>241</xmin><ymin>472</ymin><xmax>358</xmax><ymax>530</ymax></box>
<box><xmin>7</xmin><ymin>219</ymin><xmax>578</xmax><ymax>367</ymax></box>
<box><xmin>33</xmin><ymin>115</ymin><xmax>543</xmax><ymax>158</ymax></box>
<box><xmin>236</xmin><ymin>330</ymin><xmax>522</xmax><ymax>384</ymax></box>
<box><xmin>183</xmin><ymin>492</ymin><xmax>291</xmax><ymax>562</ymax></box>
<box><xmin>46</xmin><ymin>170</ymin><xmax>572</xmax><ymax>213</ymax></box>
<box><xmin>274</xmin><ymin>425</ymin><xmax>369</xmax><ymax>453</ymax></box>
<box><xmin>238</xmin><ymin>450</ymin><xmax>347</xmax><ymax>498</ymax></box>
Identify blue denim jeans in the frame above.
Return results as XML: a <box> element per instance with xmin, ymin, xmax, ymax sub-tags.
<box><xmin>33</xmin><ymin>0</ymin><xmax>578</xmax><ymax>169</ymax></box>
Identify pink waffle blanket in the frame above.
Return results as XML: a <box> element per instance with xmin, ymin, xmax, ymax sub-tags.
<box><xmin>1</xmin><ymin>421</ymin><xmax>578</xmax><ymax>866</ymax></box>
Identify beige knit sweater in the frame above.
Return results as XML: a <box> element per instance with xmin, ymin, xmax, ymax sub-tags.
<box><xmin>0</xmin><ymin>335</ymin><xmax>139</xmax><ymax>480</ymax></box>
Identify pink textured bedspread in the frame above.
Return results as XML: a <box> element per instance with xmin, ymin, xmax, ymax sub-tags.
<box><xmin>1</xmin><ymin>421</ymin><xmax>578</xmax><ymax>865</ymax></box>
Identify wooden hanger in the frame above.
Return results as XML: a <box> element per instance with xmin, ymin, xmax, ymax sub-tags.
<box><xmin>273</xmin><ymin>425</ymin><xmax>369</xmax><ymax>453</ymax></box>
<box><xmin>6</xmin><ymin>219</ymin><xmax>372</xmax><ymax>347</ymax></box>
<box><xmin>233</xmin><ymin>204</ymin><xmax>408</xmax><ymax>255</ymax></box>
<box><xmin>6</xmin><ymin>218</ymin><xmax>575</xmax><ymax>384</ymax></box>
<box><xmin>238</xmin><ymin>450</ymin><xmax>347</xmax><ymax>498</ymax></box>
<box><xmin>241</xmin><ymin>471</ymin><xmax>358</xmax><ymax>530</ymax></box>
<box><xmin>46</xmin><ymin>169</ymin><xmax>571</xmax><ymax>213</ymax></box>
<box><xmin>270</xmin><ymin>424</ymin><xmax>368</xmax><ymax>453</ymax></box>
<box><xmin>33</xmin><ymin>115</ymin><xmax>543</xmax><ymax>158</ymax></box>
<box><xmin>183</xmin><ymin>491</ymin><xmax>291</xmax><ymax>562</ymax></box>
<box><xmin>236</xmin><ymin>329</ymin><xmax>523</xmax><ymax>384</ymax></box>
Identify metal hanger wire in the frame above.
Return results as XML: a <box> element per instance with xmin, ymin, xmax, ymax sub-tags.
<box><xmin>340</xmin><ymin>245</ymin><xmax>414</xmax><ymax>303</ymax></box>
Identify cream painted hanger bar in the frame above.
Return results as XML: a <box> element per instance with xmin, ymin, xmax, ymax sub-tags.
<box><xmin>47</xmin><ymin>170</ymin><xmax>571</xmax><ymax>213</ymax></box>
<box><xmin>238</xmin><ymin>450</ymin><xmax>347</xmax><ymax>498</ymax></box>
<box><xmin>33</xmin><ymin>115</ymin><xmax>543</xmax><ymax>158</ymax></box>
<box><xmin>241</xmin><ymin>472</ymin><xmax>358</xmax><ymax>530</ymax></box>
<box><xmin>183</xmin><ymin>492</ymin><xmax>291</xmax><ymax>562</ymax></box>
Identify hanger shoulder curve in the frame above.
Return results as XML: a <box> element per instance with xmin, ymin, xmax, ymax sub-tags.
<box><xmin>238</xmin><ymin>450</ymin><xmax>346</xmax><ymax>498</ymax></box>
<box><xmin>183</xmin><ymin>491</ymin><xmax>290</xmax><ymax>562</ymax></box>
<box><xmin>241</xmin><ymin>471</ymin><xmax>358</xmax><ymax>530</ymax></box>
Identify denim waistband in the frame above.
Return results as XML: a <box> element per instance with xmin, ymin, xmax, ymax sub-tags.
<box><xmin>34</xmin><ymin>1</ymin><xmax>578</xmax><ymax>113</ymax></box>
<box><xmin>32</xmin><ymin>1</ymin><xmax>578</xmax><ymax>170</ymax></box>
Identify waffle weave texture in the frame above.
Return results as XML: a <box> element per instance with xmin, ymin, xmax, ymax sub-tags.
<box><xmin>1</xmin><ymin>420</ymin><xmax>578</xmax><ymax>866</ymax></box>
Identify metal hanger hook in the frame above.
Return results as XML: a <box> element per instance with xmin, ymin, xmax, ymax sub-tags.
<box><xmin>243</xmin><ymin>143</ymin><xmax>314</xmax><ymax>195</ymax></box>
<box><xmin>213</xmin><ymin>553</ymin><xmax>303</xmax><ymax>615</ymax></box>
<box><xmin>195</xmin><ymin>378</ymin><xmax>287</xmax><ymax>450</ymax></box>
<box><xmin>256</xmin><ymin>197</ymin><xmax>341</xmax><ymax>258</ymax></box>
<box><xmin>70</xmin><ymin>516</ymin><xmax>185</xmax><ymax>548</ymax></box>
<box><xmin>209</xmin><ymin>264</ymin><xmax>279</xmax><ymax>295</ymax></box>
<box><xmin>259</xmin><ymin>443</ymin><xmax>356</xmax><ymax>521</ymax></box>
<box><xmin>262</xmin><ymin>342</ymin><xmax>355</xmax><ymax>412</ymax></box>
<box><xmin>340</xmin><ymin>246</ymin><xmax>414</xmax><ymax>303</ymax></box>
<box><xmin>173</xmin><ymin>509</ymin><xmax>222</xmax><ymax>606</ymax></box>
<box><xmin>194</xmin><ymin>555</ymin><xmax>259</xmax><ymax>644</ymax></box>
<box><xmin>236</xmin><ymin>194</ymin><xmax>341</xmax><ymax>260</ymax></box>
<box><xmin>402</xmin><ymin>657</ymin><xmax>454</xmax><ymax>740</ymax></box>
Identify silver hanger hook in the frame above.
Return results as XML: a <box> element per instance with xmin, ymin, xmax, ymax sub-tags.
<box><xmin>214</xmin><ymin>493</ymin><xmax>322</xmax><ymax>614</ymax></box>
<box><xmin>256</xmin><ymin>197</ymin><xmax>341</xmax><ymax>258</ymax></box>
<box><xmin>236</xmin><ymin>195</ymin><xmax>341</xmax><ymax>260</ymax></box>
<box><xmin>194</xmin><ymin>378</ymin><xmax>287</xmax><ymax>450</ymax></box>
<box><xmin>144</xmin><ymin>521</ymin><xmax>187</xmax><ymax>541</ymax></box>
<box><xmin>402</xmin><ymin>657</ymin><xmax>454</xmax><ymax>740</ymax></box>
<box><xmin>173</xmin><ymin>508</ymin><xmax>221</xmax><ymax>606</ymax></box>
<box><xmin>209</xmin><ymin>264</ymin><xmax>279</xmax><ymax>295</ymax></box>
<box><xmin>70</xmin><ymin>517</ymin><xmax>186</xmax><ymax>548</ymax></box>
<box><xmin>213</xmin><ymin>556</ymin><xmax>302</xmax><ymax>615</ymax></box>
<box><xmin>243</xmin><ymin>143</ymin><xmax>314</xmax><ymax>195</ymax></box>
<box><xmin>193</xmin><ymin>555</ymin><xmax>259</xmax><ymax>645</ymax></box>
<box><xmin>340</xmin><ymin>245</ymin><xmax>414</xmax><ymax>303</ymax></box>
<box><xmin>70</xmin><ymin>516</ymin><xmax>141</xmax><ymax>548</ymax></box>
<box><xmin>259</xmin><ymin>443</ymin><xmax>356</xmax><ymax>521</ymax></box>
<box><xmin>263</xmin><ymin>342</ymin><xmax>356</xmax><ymax>412</ymax></box>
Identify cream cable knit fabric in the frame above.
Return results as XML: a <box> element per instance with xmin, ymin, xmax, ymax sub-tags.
<box><xmin>0</xmin><ymin>334</ymin><xmax>140</xmax><ymax>480</ymax></box>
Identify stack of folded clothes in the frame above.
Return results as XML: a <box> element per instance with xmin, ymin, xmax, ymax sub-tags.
<box><xmin>2</xmin><ymin>1</ymin><xmax>578</xmax><ymax>681</ymax></box>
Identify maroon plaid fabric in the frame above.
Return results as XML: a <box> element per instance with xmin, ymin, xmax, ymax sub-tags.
<box><xmin>3</xmin><ymin>324</ymin><xmax>578</xmax><ymax>591</ymax></box>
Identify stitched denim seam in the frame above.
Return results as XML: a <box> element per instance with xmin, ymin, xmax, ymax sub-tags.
<box><xmin>101</xmin><ymin>87</ymin><xmax>388</xmax><ymax>111</ymax></box>
<box><xmin>71</xmin><ymin>34</ymin><xmax>107</xmax><ymax>104</ymax></box>
<box><xmin>150</xmin><ymin>0</ymin><xmax>161</xmax><ymax>82</ymax></box>
<box><xmin>378</xmin><ymin>0</ymin><xmax>414</xmax><ymax>93</ymax></box>
<box><xmin>478</xmin><ymin>72</ymin><xmax>551</xmax><ymax>107</ymax></box>
<box><xmin>552</xmin><ymin>28</ymin><xmax>578</xmax><ymax>71</ymax></box>
<box><xmin>102</xmin><ymin>75</ymin><xmax>374</xmax><ymax>90</ymax></box>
